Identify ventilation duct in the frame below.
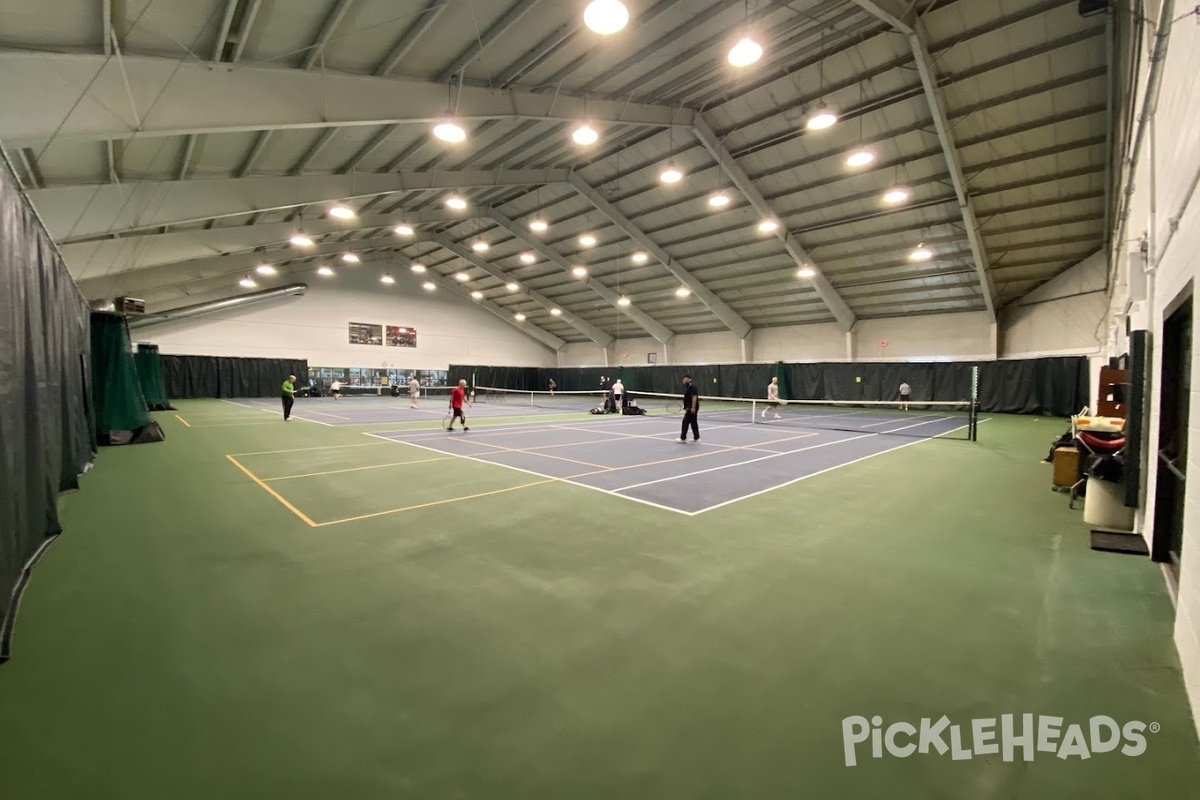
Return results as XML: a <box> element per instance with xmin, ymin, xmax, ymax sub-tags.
<box><xmin>127</xmin><ymin>284</ymin><xmax>307</xmax><ymax>329</ymax></box>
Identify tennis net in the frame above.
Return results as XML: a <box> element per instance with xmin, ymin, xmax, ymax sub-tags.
<box><xmin>474</xmin><ymin>386</ymin><xmax>609</xmax><ymax>411</ymax></box>
<box><xmin>631</xmin><ymin>391</ymin><xmax>978</xmax><ymax>440</ymax></box>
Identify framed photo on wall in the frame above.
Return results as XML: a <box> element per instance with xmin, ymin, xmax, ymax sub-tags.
<box><xmin>647</xmin><ymin>352</ymin><xmax>657</xmax><ymax>364</ymax></box>
<box><xmin>386</xmin><ymin>326</ymin><xmax>417</xmax><ymax>347</ymax></box>
<box><xmin>348</xmin><ymin>322</ymin><xmax>383</xmax><ymax>345</ymax></box>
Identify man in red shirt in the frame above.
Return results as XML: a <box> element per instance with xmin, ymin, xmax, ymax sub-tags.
<box><xmin>448</xmin><ymin>379</ymin><xmax>471</xmax><ymax>432</ymax></box>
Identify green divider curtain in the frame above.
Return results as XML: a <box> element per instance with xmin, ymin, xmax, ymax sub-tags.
<box><xmin>160</xmin><ymin>355</ymin><xmax>308</xmax><ymax>398</ymax></box>
<box><xmin>90</xmin><ymin>312</ymin><xmax>154</xmax><ymax>444</ymax></box>
<box><xmin>1</xmin><ymin>151</ymin><xmax>95</xmax><ymax>661</ymax></box>
<box><xmin>134</xmin><ymin>343</ymin><xmax>173</xmax><ymax>411</ymax></box>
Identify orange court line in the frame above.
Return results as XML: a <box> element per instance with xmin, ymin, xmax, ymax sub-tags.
<box><xmin>264</xmin><ymin>455</ymin><xmax>456</xmax><ymax>481</ymax></box>
<box><xmin>174</xmin><ymin>414</ymin><xmax>191</xmax><ymax>428</ymax></box>
<box><xmin>315</xmin><ymin>479</ymin><xmax>556</xmax><ymax>526</ymax></box>
<box><xmin>225</xmin><ymin>455</ymin><xmax>318</xmax><ymax>528</ymax></box>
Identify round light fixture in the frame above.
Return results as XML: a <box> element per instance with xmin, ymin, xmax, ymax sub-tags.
<box><xmin>572</xmin><ymin>123</ymin><xmax>599</xmax><ymax>146</ymax></box>
<box><xmin>255</xmin><ymin>263</ymin><xmax>276</xmax><ymax>275</ymax></box>
<box><xmin>846</xmin><ymin>149</ymin><xmax>875</xmax><ymax>168</ymax></box>
<box><xmin>239</xmin><ymin>276</ymin><xmax>256</xmax><ymax>288</ymax></box>
<box><xmin>550</xmin><ymin>308</ymin><xmax>562</xmax><ymax>316</ymax></box>
<box><xmin>583</xmin><ymin>0</ymin><xmax>629</xmax><ymax>35</ymax></box>
<box><xmin>289</xmin><ymin>233</ymin><xmax>314</xmax><ymax>247</ymax></box>
<box><xmin>432</xmin><ymin>119</ymin><xmax>467</xmax><ymax>143</ymax></box>
<box><xmin>708</xmin><ymin>191</ymin><xmax>731</xmax><ymax>208</ymax></box>
<box><xmin>329</xmin><ymin>204</ymin><xmax>356</xmax><ymax>220</ymax></box>
<box><xmin>515</xmin><ymin>312</ymin><xmax>527</xmax><ymax>322</ymax></box>
<box><xmin>394</xmin><ymin>224</ymin><xmax>414</xmax><ymax>237</ymax></box>
<box><xmin>659</xmin><ymin>163</ymin><xmax>683</xmax><ymax>184</ymax></box>
<box><xmin>410</xmin><ymin>262</ymin><xmax>427</xmax><ymax>273</ymax></box>
<box><xmin>471</xmin><ymin>240</ymin><xmax>489</xmax><ymax>252</ymax></box>
<box><xmin>519</xmin><ymin>252</ymin><xmax>537</xmax><ymax>264</ymax></box>
<box><xmin>341</xmin><ymin>252</ymin><xmax>360</xmax><ymax>264</ymax></box>
<box><xmin>727</xmin><ymin>36</ymin><xmax>763</xmax><ymax>68</ymax></box>
<box><xmin>455</xmin><ymin>272</ymin><xmax>470</xmax><ymax>282</ymax></box>
<box><xmin>572</xmin><ymin>266</ymin><xmax>588</xmax><ymax>278</ymax></box>
<box><xmin>422</xmin><ymin>281</ymin><xmax>436</xmax><ymax>291</ymax></box>
<box><xmin>675</xmin><ymin>287</ymin><xmax>691</xmax><ymax>298</ymax></box>
<box><xmin>506</xmin><ymin>282</ymin><xmax>519</xmax><ymax>292</ymax></box>
<box><xmin>471</xmin><ymin>290</ymin><xmax>484</xmax><ymax>300</ymax></box>
<box><xmin>909</xmin><ymin>246</ymin><xmax>934</xmax><ymax>262</ymax></box>
<box><xmin>757</xmin><ymin>218</ymin><xmax>779</xmax><ymax>234</ymax></box>
<box><xmin>445</xmin><ymin>195</ymin><xmax>468</xmax><ymax>211</ymax></box>
<box><xmin>529</xmin><ymin>217</ymin><xmax>549</xmax><ymax>232</ymax></box>
<box><xmin>806</xmin><ymin>109</ymin><xmax>838</xmax><ymax>131</ymax></box>
<box><xmin>883</xmin><ymin>187</ymin><xmax>911</xmax><ymax>205</ymax></box>
<box><xmin>316</xmin><ymin>266</ymin><xmax>334</xmax><ymax>277</ymax></box>
<box><xmin>796</xmin><ymin>266</ymin><xmax>817</xmax><ymax>278</ymax></box>
<box><xmin>631</xmin><ymin>251</ymin><xmax>649</xmax><ymax>264</ymax></box>
<box><xmin>380</xmin><ymin>273</ymin><xmax>395</xmax><ymax>285</ymax></box>
<box><xmin>579</xmin><ymin>233</ymin><xmax>597</xmax><ymax>247</ymax></box>
<box><xmin>617</xmin><ymin>295</ymin><xmax>631</xmax><ymax>307</ymax></box>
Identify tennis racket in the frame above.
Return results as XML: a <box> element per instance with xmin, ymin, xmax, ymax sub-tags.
<box><xmin>664</xmin><ymin>400</ymin><xmax>684</xmax><ymax>414</ymax></box>
<box><xmin>442</xmin><ymin>410</ymin><xmax>454</xmax><ymax>430</ymax></box>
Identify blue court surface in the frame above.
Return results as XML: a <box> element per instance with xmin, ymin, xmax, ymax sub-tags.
<box><xmin>367</xmin><ymin>413</ymin><xmax>976</xmax><ymax>515</ymax></box>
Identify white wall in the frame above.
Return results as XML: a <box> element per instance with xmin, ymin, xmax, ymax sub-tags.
<box><xmin>141</xmin><ymin>259</ymin><xmax>558</xmax><ymax>369</ymax></box>
<box><xmin>557</xmin><ymin>312</ymin><xmax>998</xmax><ymax>367</ymax></box>
<box><xmin>1115</xmin><ymin>3</ymin><xmax>1200</xmax><ymax>737</ymax></box>
<box><xmin>1000</xmin><ymin>251</ymin><xmax>1108</xmax><ymax>359</ymax></box>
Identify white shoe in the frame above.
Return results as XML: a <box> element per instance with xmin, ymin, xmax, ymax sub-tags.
<box><xmin>677</xmin><ymin>437</ymin><xmax>686</xmax><ymax>442</ymax></box>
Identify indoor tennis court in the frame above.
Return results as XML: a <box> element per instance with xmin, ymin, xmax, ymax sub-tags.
<box><xmin>2</xmin><ymin>2</ymin><xmax>1199</xmax><ymax>799</ymax></box>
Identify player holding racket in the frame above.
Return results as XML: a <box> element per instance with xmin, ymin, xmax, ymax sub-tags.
<box><xmin>762</xmin><ymin>376</ymin><xmax>783</xmax><ymax>420</ymax></box>
<box><xmin>445</xmin><ymin>379</ymin><xmax>471</xmax><ymax>431</ymax></box>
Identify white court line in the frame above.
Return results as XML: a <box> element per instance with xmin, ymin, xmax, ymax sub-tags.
<box><xmin>612</xmin><ymin>414</ymin><xmax>959</xmax><ymax>493</ymax></box>
<box><xmin>221</xmin><ymin>398</ymin><xmax>334</xmax><ymax>427</ymax></box>
<box><xmin>693</xmin><ymin>421</ymin><xmax>976</xmax><ymax>514</ymax></box>
<box><xmin>361</xmin><ymin>432</ymin><xmax>691</xmax><ymax>517</ymax></box>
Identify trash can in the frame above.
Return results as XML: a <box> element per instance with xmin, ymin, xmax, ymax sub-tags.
<box><xmin>1083</xmin><ymin>477</ymin><xmax>1135</xmax><ymax>531</ymax></box>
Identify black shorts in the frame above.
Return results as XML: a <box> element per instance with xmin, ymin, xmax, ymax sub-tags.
<box><xmin>451</xmin><ymin>407</ymin><xmax>465</xmax><ymax>419</ymax></box>
<box><xmin>900</xmin><ymin>394</ymin><xmax>911</xmax><ymax>402</ymax></box>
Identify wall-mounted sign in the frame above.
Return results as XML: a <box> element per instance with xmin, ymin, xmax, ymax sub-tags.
<box><xmin>647</xmin><ymin>352</ymin><xmax>657</xmax><ymax>364</ymax></box>
<box><xmin>348</xmin><ymin>322</ymin><xmax>382</xmax><ymax>345</ymax></box>
<box><xmin>387</xmin><ymin>326</ymin><xmax>417</xmax><ymax>347</ymax></box>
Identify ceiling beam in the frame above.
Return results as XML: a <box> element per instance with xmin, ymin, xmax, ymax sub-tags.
<box><xmin>302</xmin><ymin>0</ymin><xmax>357</xmax><ymax>70</ymax></box>
<box><xmin>428</xmin><ymin>233</ymin><xmax>614</xmax><ymax>347</ymax></box>
<box><xmin>237</xmin><ymin>130</ymin><xmax>273</xmax><ymax>177</ymax></box>
<box><xmin>29</xmin><ymin>170</ymin><xmax>569</xmax><ymax>240</ymax></box>
<box><xmin>848</xmin><ymin>0</ymin><xmax>996</xmax><ymax>321</ymax></box>
<box><xmin>691</xmin><ymin>117</ymin><xmax>856</xmax><ymax>332</ymax></box>
<box><xmin>375</xmin><ymin>0</ymin><xmax>448</xmax><ymax>76</ymax></box>
<box><xmin>58</xmin><ymin>210</ymin><xmax>474</xmax><ymax>273</ymax></box>
<box><xmin>0</xmin><ymin>52</ymin><xmax>694</xmax><ymax>147</ymax></box>
<box><xmin>421</xmin><ymin>266</ymin><xmax>565</xmax><ymax>351</ymax></box>
<box><xmin>488</xmin><ymin>208</ymin><xmax>675</xmax><ymax>344</ymax></box>
<box><xmin>229</xmin><ymin>0</ymin><xmax>263</xmax><ymax>64</ymax></box>
<box><xmin>436</xmin><ymin>0</ymin><xmax>543</xmax><ymax>82</ymax></box>
<box><xmin>177</xmin><ymin>134</ymin><xmax>197</xmax><ymax>181</ymax></box>
<box><xmin>211</xmin><ymin>0</ymin><xmax>240</xmax><ymax>62</ymax></box>
<box><xmin>290</xmin><ymin>127</ymin><xmax>340</xmax><ymax>174</ymax></box>
<box><xmin>567</xmin><ymin>174</ymin><xmax>751</xmax><ymax>339</ymax></box>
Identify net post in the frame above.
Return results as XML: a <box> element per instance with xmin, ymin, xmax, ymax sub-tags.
<box><xmin>970</xmin><ymin>366</ymin><xmax>980</xmax><ymax>442</ymax></box>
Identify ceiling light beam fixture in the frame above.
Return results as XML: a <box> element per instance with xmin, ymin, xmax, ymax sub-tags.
<box><xmin>329</xmin><ymin>204</ymin><xmax>356</xmax><ymax>219</ymax></box>
<box><xmin>394</xmin><ymin>224</ymin><xmax>414</xmax><ymax>236</ymax></box>
<box><xmin>727</xmin><ymin>35</ymin><xmax>763</xmax><ymax>68</ymax></box>
<box><xmin>689</xmin><ymin>118</ymin><xmax>854</xmax><ymax>332</ymax></box>
<box><xmin>445</xmin><ymin>194</ymin><xmax>468</xmax><ymax>210</ymax></box>
<box><xmin>757</xmin><ymin>218</ymin><xmax>779</xmax><ymax>234</ymax></box>
<box><xmin>239</xmin><ymin>276</ymin><xmax>256</xmax><ymax>288</ymax></box>
<box><xmin>380</xmin><ymin>273</ymin><xmax>395</xmax><ymax>284</ymax></box>
<box><xmin>846</xmin><ymin>149</ymin><xmax>875</xmax><ymax>168</ymax></box>
<box><xmin>341</xmin><ymin>252</ymin><xmax>360</xmax><ymax>263</ymax></box>
<box><xmin>882</xmin><ymin>187</ymin><xmax>911</xmax><ymax>205</ymax></box>
<box><xmin>289</xmin><ymin>232</ymin><xmax>314</xmax><ymax>247</ymax></box>
<box><xmin>572</xmin><ymin>123</ymin><xmax>599</xmax><ymax>146</ymax></box>
<box><xmin>255</xmin><ymin>263</ymin><xmax>276</xmax><ymax>275</ymax></box>
<box><xmin>847</xmin><ymin>0</ymin><xmax>996</xmax><ymax>319</ymax></box>
<box><xmin>410</xmin><ymin>262</ymin><xmax>427</xmax><ymax>273</ymax></box>
<box><xmin>317</xmin><ymin>266</ymin><xmax>334</xmax><ymax>276</ymax></box>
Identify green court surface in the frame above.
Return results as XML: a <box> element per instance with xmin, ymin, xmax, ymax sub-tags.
<box><xmin>0</xmin><ymin>400</ymin><xmax>1196</xmax><ymax>799</ymax></box>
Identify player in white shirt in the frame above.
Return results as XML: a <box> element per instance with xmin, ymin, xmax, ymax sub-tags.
<box><xmin>899</xmin><ymin>381</ymin><xmax>911</xmax><ymax>411</ymax></box>
<box><xmin>611</xmin><ymin>379</ymin><xmax>625</xmax><ymax>413</ymax></box>
<box><xmin>763</xmin><ymin>376</ymin><xmax>782</xmax><ymax>419</ymax></box>
<box><xmin>329</xmin><ymin>379</ymin><xmax>342</xmax><ymax>400</ymax></box>
<box><xmin>409</xmin><ymin>377</ymin><xmax>421</xmax><ymax>408</ymax></box>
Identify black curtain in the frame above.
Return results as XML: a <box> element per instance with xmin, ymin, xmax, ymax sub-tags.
<box><xmin>451</xmin><ymin>357</ymin><xmax>1089</xmax><ymax>417</ymax></box>
<box><xmin>160</xmin><ymin>355</ymin><xmax>308</xmax><ymax>398</ymax></box>
<box><xmin>90</xmin><ymin>312</ymin><xmax>164</xmax><ymax>446</ymax></box>
<box><xmin>0</xmin><ymin>152</ymin><xmax>95</xmax><ymax>661</ymax></box>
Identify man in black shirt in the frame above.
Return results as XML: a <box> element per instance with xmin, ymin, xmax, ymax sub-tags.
<box><xmin>678</xmin><ymin>374</ymin><xmax>700</xmax><ymax>442</ymax></box>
